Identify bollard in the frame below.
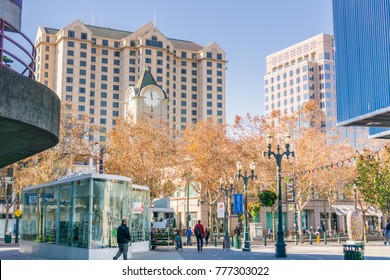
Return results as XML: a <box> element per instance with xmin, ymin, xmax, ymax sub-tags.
<box><xmin>324</xmin><ymin>232</ymin><xmax>327</xmax><ymax>245</ymax></box>
<box><xmin>317</xmin><ymin>234</ymin><xmax>321</xmax><ymax>244</ymax></box>
<box><xmin>338</xmin><ymin>233</ymin><xmax>340</xmax><ymax>244</ymax></box>
<box><xmin>214</xmin><ymin>233</ymin><xmax>217</xmax><ymax>247</ymax></box>
<box><xmin>231</xmin><ymin>235</ymin><xmax>234</xmax><ymax>247</ymax></box>
<box><xmin>264</xmin><ymin>234</ymin><xmax>267</xmax><ymax>246</ymax></box>
<box><xmin>294</xmin><ymin>233</ymin><xmax>298</xmax><ymax>245</ymax></box>
<box><xmin>309</xmin><ymin>232</ymin><xmax>312</xmax><ymax>245</ymax></box>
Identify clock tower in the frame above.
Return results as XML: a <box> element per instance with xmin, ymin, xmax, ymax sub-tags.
<box><xmin>124</xmin><ymin>67</ymin><xmax>168</xmax><ymax>122</ymax></box>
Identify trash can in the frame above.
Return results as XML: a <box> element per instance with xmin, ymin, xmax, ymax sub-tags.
<box><xmin>343</xmin><ymin>243</ymin><xmax>365</xmax><ymax>260</ymax></box>
<box><xmin>234</xmin><ymin>236</ymin><xmax>241</xmax><ymax>249</ymax></box>
<box><xmin>5</xmin><ymin>234</ymin><xmax>12</xmax><ymax>243</ymax></box>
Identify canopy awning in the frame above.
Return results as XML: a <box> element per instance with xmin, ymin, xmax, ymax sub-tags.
<box><xmin>332</xmin><ymin>205</ymin><xmax>382</xmax><ymax>217</ymax></box>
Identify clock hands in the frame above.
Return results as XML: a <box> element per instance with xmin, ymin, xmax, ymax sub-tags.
<box><xmin>150</xmin><ymin>90</ymin><xmax>153</xmax><ymax>100</ymax></box>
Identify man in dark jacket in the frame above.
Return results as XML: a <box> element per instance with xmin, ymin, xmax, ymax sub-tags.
<box><xmin>113</xmin><ymin>219</ymin><xmax>131</xmax><ymax>260</ymax></box>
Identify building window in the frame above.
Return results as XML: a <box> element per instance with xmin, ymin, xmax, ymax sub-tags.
<box><xmin>80</xmin><ymin>61</ymin><xmax>86</xmax><ymax>67</ymax></box>
<box><xmin>78</xmin><ymin>105</ymin><xmax>85</xmax><ymax>111</ymax></box>
<box><xmin>67</xmin><ymin>59</ymin><xmax>74</xmax><ymax>65</ymax></box>
<box><xmin>68</xmin><ymin>30</ymin><xmax>75</xmax><ymax>38</ymax></box>
<box><xmin>81</xmin><ymin>32</ymin><xmax>88</xmax><ymax>40</ymax></box>
<box><xmin>66</xmin><ymin>86</ymin><xmax>73</xmax><ymax>92</ymax></box>
<box><xmin>80</xmin><ymin>43</ymin><xmax>87</xmax><ymax>49</ymax></box>
<box><xmin>217</xmin><ymin>53</ymin><xmax>222</xmax><ymax>60</ymax></box>
<box><xmin>207</xmin><ymin>109</ymin><xmax>212</xmax><ymax>115</ymax></box>
<box><xmin>207</xmin><ymin>52</ymin><xmax>212</xmax><ymax>59</ymax></box>
<box><xmin>67</xmin><ymin>41</ymin><xmax>74</xmax><ymax>47</ymax></box>
<box><xmin>102</xmin><ymin>39</ymin><xmax>108</xmax><ymax>46</ymax></box>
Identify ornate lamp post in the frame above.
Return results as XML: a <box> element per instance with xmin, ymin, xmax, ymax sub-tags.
<box><xmin>236</xmin><ymin>162</ymin><xmax>256</xmax><ymax>251</ymax></box>
<box><xmin>263</xmin><ymin>135</ymin><xmax>295</xmax><ymax>258</ymax></box>
<box><xmin>219</xmin><ymin>177</ymin><xmax>235</xmax><ymax>249</ymax></box>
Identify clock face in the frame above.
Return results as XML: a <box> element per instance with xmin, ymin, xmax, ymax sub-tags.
<box><xmin>143</xmin><ymin>88</ymin><xmax>162</xmax><ymax>108</ymax></box>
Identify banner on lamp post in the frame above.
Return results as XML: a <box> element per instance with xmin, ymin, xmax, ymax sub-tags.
<box><xmin>233</xmin><ymin>194</ymin><xmax>243</xmax><ymax>214</ymax></box>
<box><xmin>217</xmin><ymin>202</ymin><xmax>225</xmax><ymax>218</ymax></box>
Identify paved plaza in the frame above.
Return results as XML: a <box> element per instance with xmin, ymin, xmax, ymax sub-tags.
<box><xmin>1</xmin><ymin>240</ymin><xmax>389</xmax><ymax>260</ymax></box>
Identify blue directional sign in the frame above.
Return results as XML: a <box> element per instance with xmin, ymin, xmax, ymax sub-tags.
<box><xmin>233</xmin><ymin>194</ymin><xmax>243</xmax><ymax>214</ymax></box>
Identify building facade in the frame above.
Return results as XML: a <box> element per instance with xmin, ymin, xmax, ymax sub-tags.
<box><xmin>333</xmin><ymin>0</ymin><xmax>390</xmax><ymax>139</ymax></box>
<box><xmin>264</xmin><ymin>33</ymin><xmax>367</xmax><ymax>147</ymax></box>
<box><xmin>34</xmin><ymin>20</ymin><xmax>227</xmax><ymax>143</ymax></box>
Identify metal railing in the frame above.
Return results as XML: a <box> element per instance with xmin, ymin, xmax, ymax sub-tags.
<box><xmin>0</xmin><ymin>17</ymin><xmax>36</xmax><ymax>79</ymax></box>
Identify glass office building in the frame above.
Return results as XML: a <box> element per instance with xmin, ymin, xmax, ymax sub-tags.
<box><xmin>333</xmin><ymin>0</ymin><xmax>390</xmax><ymax>138</ymax></box>
<box><xmin>20</xmin><ymin>173</ymin><xmax>150</xmax><ymax>260</ymax></box>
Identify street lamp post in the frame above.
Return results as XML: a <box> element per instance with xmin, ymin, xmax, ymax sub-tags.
<box><xmin>263</xmin><ymin>135</ymin><xmax>295</xmax><ymax>258</ymax></box>
<box><xmin>236</xmin><ymin>162</ymin><xmax>257</xmax><ymax>251</ymax></box>
<box><xmin>219</xmin><ymin>178</ymin><xmax>235</xmax><ymax>249</ymax></box>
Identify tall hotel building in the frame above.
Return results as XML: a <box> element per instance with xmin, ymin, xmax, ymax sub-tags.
<box><xmin>34</xmin><ymin>20</ymin><xmax>226</xmax><ymax>142</ymax></box>
<box><xmin>264</xmin><ymin>33</ymin><xmax>367</xmax><ymax>146</ymax></box>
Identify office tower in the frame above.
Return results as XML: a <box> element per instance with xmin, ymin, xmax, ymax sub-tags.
<box><xmin>264</xmin><ymin>33</ymin><xmax>367</xmax><ymax>146</ymax></box>
<box><xmin>35</xmin><ymin>20</ymin><xmax>226</xmax><ymax>143</ymax></box>
<box><xmin>333</xmin><ymin>0</ymin><xmax>390</xmax><ymax>139</ymax></box>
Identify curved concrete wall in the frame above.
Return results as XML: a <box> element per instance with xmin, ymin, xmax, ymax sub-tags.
<box><xmin>0</xmin><ymin>0</ymin><xmax>22</xmax><ymax>31</ymax></box>
<box><xmin>0</xmin><ymin>67</ymin><xmax>60</xmax><ymax>167</ymax></box>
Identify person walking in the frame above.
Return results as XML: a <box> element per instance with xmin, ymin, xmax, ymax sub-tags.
<box><xmin>194</xmin><ymin>220</ymin><xmax>205</xmax><ymax>252</ymax></box>
<box><xmin>385</xmin><ymin>218</ymin><xmax>390</xmax><ymax>246</ymax></box>
<box><xmin>113</xmin><ymin>219</ymin><xmax>131</xmax><ymax>260</ymax></box>
<box><xmin>185</xmin><ymin>227</ymin><xmax>193</xmax><ymax>246</ymax></box>
<box><xmin>204</xmin><ymin>228</ymin><xmax>210</xmax><ymax>246</ymax></box>
<box><xmin>234</xmin><ymin>226</ymin><xmax>241</xmax><ymax>237</ymax></box>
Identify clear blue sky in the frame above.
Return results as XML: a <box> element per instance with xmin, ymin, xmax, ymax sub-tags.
<box><xmin>22</xmin><ymin>0</ymin><xmax>334</xmax><ymax>124</ymax></box>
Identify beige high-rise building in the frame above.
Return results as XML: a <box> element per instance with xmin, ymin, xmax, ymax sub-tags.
<box><xmin>264</xmin><ymin>33</ymin><xmax>367</xmax><ymax>147</ymax></box>
<box><xmin>35</xmin><ymin>20</ymin><xmax>226</xmax><ymax>143</ymax></box>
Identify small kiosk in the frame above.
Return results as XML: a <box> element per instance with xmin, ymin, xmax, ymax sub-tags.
<box><xmin>20</xmin><ymin>173</ymin><xmax>150</xmax><ymax>260</ymax></box>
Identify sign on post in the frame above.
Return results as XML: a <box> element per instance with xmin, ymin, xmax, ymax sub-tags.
<box><xmin>14</xmin><ymin>209</ymin><xmax>22</xmax><ymax>217</ymax></box>
<box><xmin>285</xmin><ymin>178</ymin><xmax>295</xmax><ymax>203</ymax></box>
<box><xmin>233</xmin><ymin>194</ymin><xmax>243</xmax><ymax>214</ymax></box>
<box><xmin>217</xmin><ymin>202</ymin><xmax>225</xmax><ymax>218</ymax></box>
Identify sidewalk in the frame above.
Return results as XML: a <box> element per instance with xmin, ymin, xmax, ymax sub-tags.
<box><xmin>1</xmin><ymin>239</ymin><xmax>389</xmax><ymax>260</ymax></box>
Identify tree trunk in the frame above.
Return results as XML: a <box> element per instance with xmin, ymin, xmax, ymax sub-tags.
<box><xmin>208</xmin><ymin>203</ymin><xmax>214</xmax><ymax>240</ymax></box>
<box><xmin>362</xmin><ymin>213</ymin><xmax>368</xmax><ymax>243</ymax></box>
<box><xmin>298</xmin><ymin>209</ymin><xmax>304</xmax><ymax>244</ymax></box>
<box><xmin>328</xmin><ymin>200</ymin><xmax>333</xmax><ymax>236</ymax></box>
<box><xmin>4</xmin><ymin>206</ymin><xmax>10</xmax><ymax>237</ymax></box>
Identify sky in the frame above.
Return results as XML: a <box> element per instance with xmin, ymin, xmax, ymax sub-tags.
<box><xmin>21</xmin><ymin>0</ymin><xmax>334</xmax><ymax>124</ymax></box>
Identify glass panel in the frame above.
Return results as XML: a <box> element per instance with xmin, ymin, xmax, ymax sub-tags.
<box><xmin>21</xmin><ymin>189</ymin><xmax>40</xmax><ymax>241</ymax></box>
<box><xmin>92</xmin><ymin>179</ymin><xmax>133</xmax><ymax>248</ymax></box>
<box><xmin>73</xmin><ymin>179</ymin><xmax>90</xmax><ymax>248</ymax></box>
<box><xmin>130</xmin><ymin>188</ymin><xmax>150</xmax><ymax>242</ymax></box>
<box><xmin>43</xmin><ymin>186</ymin><xmax>56</xmax><ymax>244</ymax></box>
<box><xmin>59</xmin><ymin>183</ymin><xmax>72</xmax><ymax>246</ymax></box>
